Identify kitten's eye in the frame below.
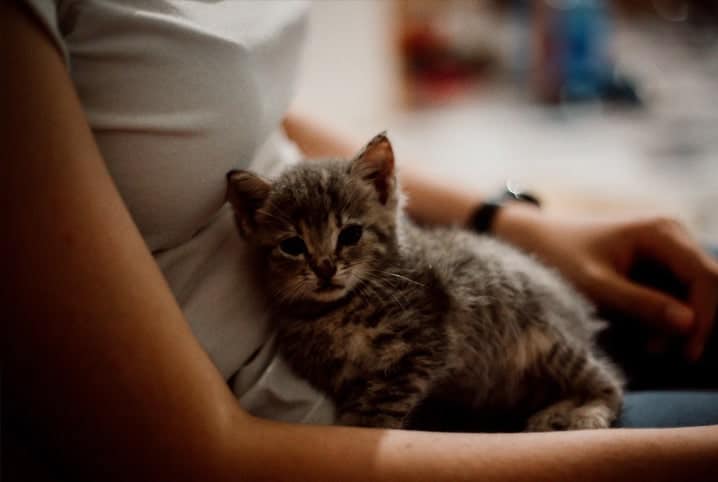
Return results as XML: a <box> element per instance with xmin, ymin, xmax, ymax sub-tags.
<box><xmin>279</xmin><ymin>236</ymin><xmax>306</xmax><ymax>256</ymax></box>
<box><xmin>338</xmin><ymin>224</ymin><xmax>363</xmax><ymax>247</ymax></box>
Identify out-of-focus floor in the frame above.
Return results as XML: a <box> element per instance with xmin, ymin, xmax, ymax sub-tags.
<box><xmin>293</xmin><ymin>0</ymin><xmax>718</xmax><ymax>244</ymax></box>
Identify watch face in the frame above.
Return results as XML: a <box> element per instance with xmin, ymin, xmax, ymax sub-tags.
<box><xmin>505</xmin><ymin>180</ymin><xmax>541</xmax><ymax>207</ymax></box>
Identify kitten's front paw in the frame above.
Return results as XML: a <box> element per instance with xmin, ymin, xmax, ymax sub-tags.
<box><xmin>527</xmin><ymin>400</ymin><xmax>617</xmax><ymax>431</ymax></box>
<box><xmin>525</xmin><ymin>400</ymin><xmax>577</xmax><ymax>431</ymax></box>
<box><xmin>566</xmin><ymin>403</ymin><xmax>614</xmax><ymax>430</ymax></box>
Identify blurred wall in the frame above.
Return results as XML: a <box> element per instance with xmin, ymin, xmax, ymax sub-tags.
<box><xmin>293</xmin><ymin>0</ymin><xmax>399</xmax><ymax>134</ymax></box>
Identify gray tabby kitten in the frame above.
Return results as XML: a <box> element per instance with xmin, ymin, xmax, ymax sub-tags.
<box><xmin>227</xmin><ymin>133</ymin><xmax>624</xmax><ymax>431</ymax></box>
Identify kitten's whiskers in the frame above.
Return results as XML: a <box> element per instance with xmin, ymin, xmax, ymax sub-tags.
<box><xmin>359</xmin><ymin>273</ymin><xmax>407</xmax><ymax>312</ymax></box>
<box><xmin>372</xmin><ymin>269</ymin><xmax>425</xmax><ymax>288</ymax></box>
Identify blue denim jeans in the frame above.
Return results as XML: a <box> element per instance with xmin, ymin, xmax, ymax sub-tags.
<box><xmin>619</xmin><ymin>391</ymin><xmax>718</xmax><ymax>428</ymax></box>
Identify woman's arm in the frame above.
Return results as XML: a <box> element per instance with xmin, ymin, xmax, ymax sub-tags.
<box><xmin>235</xmin><ymin>421</ymin><xmax>718</xmax><ymax>482</ymax></box>
<box><xmin>3</xmin><ymin>4</ymin><xmax>715</xmax><ymax>482</ymax></box>
<box><xmin>2</xmin><ymin>2</ymin><xmax>239</xmax><ymax>479</ymax></box>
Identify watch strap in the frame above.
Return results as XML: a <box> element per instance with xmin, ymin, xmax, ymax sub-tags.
<box><xmin>469</xmin><ymin>184</ymin><xmax>540</xmax><ymax>234</ymax></box>
<box><xmin>469</xmin><ymin>198</ymin><xmax>503</xmax><ymax>233</ymax></box>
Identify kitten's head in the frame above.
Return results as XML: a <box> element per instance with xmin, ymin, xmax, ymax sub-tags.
<box><xmin>227</xmin><ymin>133</ymin><xmax>400</xmax><ymax>305</ymax></box>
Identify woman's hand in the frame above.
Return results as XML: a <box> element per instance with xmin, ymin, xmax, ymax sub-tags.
<box><xmin>494</xmin><ymin>205</ymin><xmax>718</xmax><ymax>362</ymax></box>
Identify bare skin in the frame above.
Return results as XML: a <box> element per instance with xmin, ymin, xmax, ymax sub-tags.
<box><xmin>2</xmin><ymin>3</ymin><xmax>717</xmax><ymax>482</ymax></box>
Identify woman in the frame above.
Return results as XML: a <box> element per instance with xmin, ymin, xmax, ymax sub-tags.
<box><xmin>3</xmin><ymin>1</ymin><xmax>717</xmax><ymax>480</ymax></box>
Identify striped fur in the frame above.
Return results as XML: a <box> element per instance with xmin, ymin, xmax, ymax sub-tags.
<box><xmin>227</xmin><ymin>134</ymin><xmax>624</xmax><ymax>431</ymax></box>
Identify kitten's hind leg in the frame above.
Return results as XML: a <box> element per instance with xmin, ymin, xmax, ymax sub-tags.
<box><xmin>567</xmin><ymin>352</ymin><xmax>623</xmax><ymax>429</ymax></box>
<box><xmin>526</xmin><ymin>399</ymin><xmax>577</xmax><ymax>431</ymax></box>
<box><xmin>528</xmin><ymin>342</ymin><xmax>624</xmax><ymax>431</ymax></box>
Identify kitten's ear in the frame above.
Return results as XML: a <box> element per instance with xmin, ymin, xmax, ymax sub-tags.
<box><xmin>350</xmin><ymin>132</ymin><xmax>395</xmax><ymax>205</ymax></box>
<box><xmin>226</xmin><ymin>169</ymin><xmax>271</xmax><ymax>236</ymax></box>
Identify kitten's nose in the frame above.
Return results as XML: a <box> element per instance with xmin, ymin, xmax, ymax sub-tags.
<box><xmin>314</xmin><ymin>258</ymin><xmax>337</xmax><ymax>281</ymax></box>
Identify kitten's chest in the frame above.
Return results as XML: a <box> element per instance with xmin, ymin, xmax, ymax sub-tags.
<box><xmin>325</xmin><ymin>315</ymin><xmax>409</xmax><ymax>370</ymax></box>
<box><xmin>288</xmin><ymin>306</ymin><xmax>415</xmax><ymax>378</ymax></box>
<box><xmin>280</xmin><ymin>280</ymin><xmax>445</xmax><ymax>390</ymax></box>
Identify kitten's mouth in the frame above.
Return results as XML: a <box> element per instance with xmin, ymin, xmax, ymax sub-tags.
<box><xmin>315</xmin><ymin>282</ymin><xmax>344</xmax><ymax>293</ymax></box>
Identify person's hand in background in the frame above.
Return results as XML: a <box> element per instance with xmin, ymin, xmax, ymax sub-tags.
<box><xmin>494</xmin><ymin>205</ymin><xmax>718</xmax><ymax>362</ymax></box>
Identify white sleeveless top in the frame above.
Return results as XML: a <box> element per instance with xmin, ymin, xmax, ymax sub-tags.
<box><xmin>24</xmin><ymin>0</ymin><xmax>335</xmax><ymax>424</ymax></box>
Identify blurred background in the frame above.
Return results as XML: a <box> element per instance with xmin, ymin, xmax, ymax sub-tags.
<box><xmin>292</xmin><ymin>0</ymin><xmax>718</xmax><ymax>244</ymax></box>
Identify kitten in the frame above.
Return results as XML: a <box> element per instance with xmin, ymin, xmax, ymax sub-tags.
<box><xmin>227</xmin><ymin>133</ymin><xmax>624</xmax><ymax>431</ymax></box>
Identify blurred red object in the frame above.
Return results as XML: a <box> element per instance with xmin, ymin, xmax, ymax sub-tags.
<box><xmin>397</xmin><ymin>0</ymin><xmax>497</xmax><ymax>106</ymax></box>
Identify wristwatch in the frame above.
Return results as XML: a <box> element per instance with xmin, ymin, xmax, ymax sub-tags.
<box><xmin>469</xmin><ymin>181</ymin><xmax>541</xmax><ymax>234</ymax></box>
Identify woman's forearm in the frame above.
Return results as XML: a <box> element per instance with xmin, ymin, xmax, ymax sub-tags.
<box><xmin>3</xmin><ymin>4</ymin><xmax>239</xmax><ymax>479</ymax></box>
<box><xmin>227</xmin><ymin>415</ymin><xmax>717</xmax><ymax>482</ymax></box>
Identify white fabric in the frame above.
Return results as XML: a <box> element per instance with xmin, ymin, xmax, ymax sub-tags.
<box><xmin>23</xmin><ymin>0</ymin><xmax>335</xmax><ymax>425</ymax></box>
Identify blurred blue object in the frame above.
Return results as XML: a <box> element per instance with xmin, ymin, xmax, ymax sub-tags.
<box><xmin>532</xmin><ymin>0</ymin><xmax>641</xmax><ymax>105</ymax></box>
<box><xmin>559</xmin><ymin>0</ymin><xmax>609</xmax><ymax>101</ymax></box>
